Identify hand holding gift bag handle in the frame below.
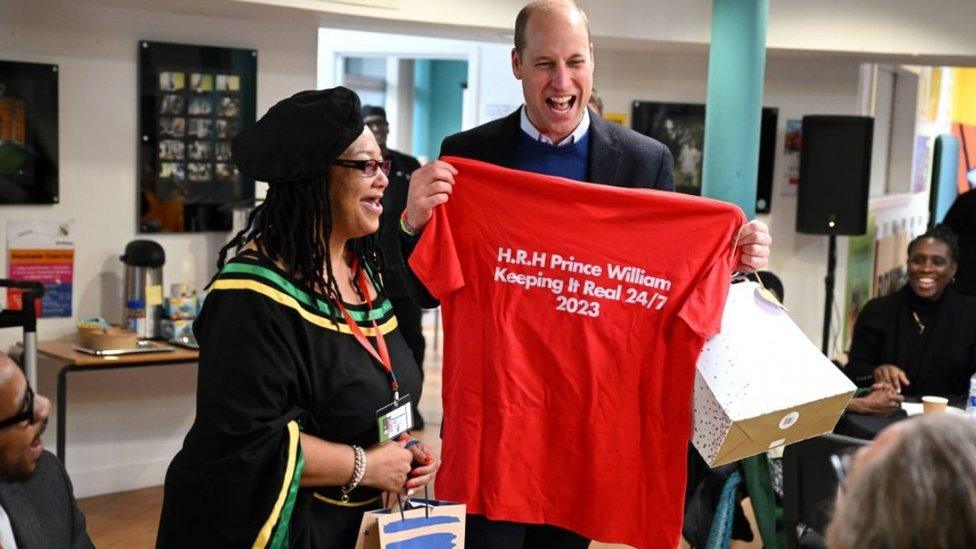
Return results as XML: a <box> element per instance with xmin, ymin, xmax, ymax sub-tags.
<box><xmin>359</xmin><ymin>481</ymin><xmax>466</xmax><ymax>548</ymax></box>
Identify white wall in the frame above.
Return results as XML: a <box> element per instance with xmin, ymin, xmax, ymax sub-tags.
<box><xmin>0</xmin><ymin>0</ymin><xmax>318</xmax><ymax>496</ymax></box>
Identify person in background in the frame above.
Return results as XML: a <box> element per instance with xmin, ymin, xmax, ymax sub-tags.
<box><xmin>587</xmin><ymin>86</ymin><xmax>603</xmax><ymax>116</ymax></box>
<box><xmin>157</xmin><ymin>87</ymin><xmax>438</xmax><ymax>548</ymax></box>
<box><xmin>0</xmin><ymin>353</ymin><xmax>92</xmax><ymax>548</ymax></box>
<box><xmin>364</xmin><ymin>105</ymin><xmax>427</xmax><ymax>429</ymax></box>
<box><xmin>844</xmin><ymin>225</ymin><xmax>976</xmax><ymax>406</ymax></box>
<box><xmin>827</xmin><ymin>413</ymin><xmax>976</xmax><ymax>549</ymax></box>
<box><xmin>943</xmin><ymin>187</ymin><xmax>976</xmax><ymax>297</ymax></box>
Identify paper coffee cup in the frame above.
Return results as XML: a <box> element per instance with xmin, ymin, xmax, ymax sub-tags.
<box><xmin>922</xmin><ymin>396</ymin><xmax>949</xmax><ymax>414</ymax></box>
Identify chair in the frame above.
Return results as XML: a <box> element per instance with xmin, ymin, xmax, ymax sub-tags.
<box><xmin>741</xmin><ymin>453</ymin><xmax>786</xmax><ymax>549</ymax></box>
<box><xmin>782</xmin><ymin>434</ymin><xmax>868</xmax><ymax>549</ymax></box>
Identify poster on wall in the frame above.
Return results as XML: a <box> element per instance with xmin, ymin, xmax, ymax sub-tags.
<box><xmin>843</xmin><ymin>214</ymin><xmax>876</xmax><ymax>349</ymax></box>
<box><xmin>138</xmin><ymin>41</ymin><xmax>257</xmax><ymax>233</ymax></box>
<box><xmin>0</xmin><ymin>60</ymin><xmax>59</xmax><ymax>205</ymax></box>
<box><xmin>952</xmin><ymin>123</ymin><xmax>976</xmax><ymax>192</ymax></box>
<box><xmin>912</xmin><ymin>135</ymin><xmax>931</xmax><ymax>194</ymax></box>
<box><xmin>926</xmin><ymin>68</ymin><xmax>943</xmax><ymax>124</ymax></box>
<box><xmin>874</xmin><ymin>230</ymin><xmax>908</xmax><ymax>298</ymax></box>
<box><xmin>781</xmin><ymin>119</ymin><xmax>802</xmax><ymax>196</ymax></box>
<box><xmin>951</xmin><ymin>68</ymin><xmax>976</xmax><ymax>193</ymax></box>
<box><xmin>603</xmin><ymin>112</ymin><xmax>627</xmax><ymax>126</ymax></box>
<box><xmin>6</xmin><ymin>220</ymin><xmax>74</xmax><ymax>318</ymax></box>
<box><xmin>631</xmin><ymin>101</ymin><xmax>777</xmax><ymax>213</ymax></box>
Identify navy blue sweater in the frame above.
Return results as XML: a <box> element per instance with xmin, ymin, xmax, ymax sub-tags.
<box><xmin>514</xmin><ymin>129</ymin><xmax>590</xmax><ymax>181</ymax></box>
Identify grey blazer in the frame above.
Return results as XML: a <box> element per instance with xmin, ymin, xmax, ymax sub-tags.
<box><xmin>0</xmin><ymin>451</ymin><xmax>93</xmax><ymax>548</ymax></box>
<box><xmin>396</xmin><ymin>108</ymin><xmax>676</xmax><ymax>307</ymax></box>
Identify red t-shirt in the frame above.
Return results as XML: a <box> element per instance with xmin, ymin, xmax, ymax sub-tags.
<box><xmin>409</xmin><ymin>157</ymin><xmax>745</xmax><ymax>548</ymax></box>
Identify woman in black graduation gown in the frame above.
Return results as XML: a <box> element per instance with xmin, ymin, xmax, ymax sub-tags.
<box><xmin>157</xmin><ymin>87</ymin><xmax>439</xmax><ymax>548</ymax></box>
<box><xmin>846</xmin><ymin>225</ymin><xmax>976</xmax><ymax>405</ymax></box>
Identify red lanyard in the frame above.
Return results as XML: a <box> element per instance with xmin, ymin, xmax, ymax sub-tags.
<box><xmin>334</xmin><ymin>260</ymin><xmax>399</xmax><ymax>400</ymax></box>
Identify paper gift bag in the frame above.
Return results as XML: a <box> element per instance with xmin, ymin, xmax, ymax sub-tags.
<box><xmin>693</xmin><ymin>281</ymin><xmax>857</xmax><ymax>467</ymax></box>
<box><xmin>356</xmin><ymin>499</ymin><xmax>466</xmax><ymax>549</ymax></box>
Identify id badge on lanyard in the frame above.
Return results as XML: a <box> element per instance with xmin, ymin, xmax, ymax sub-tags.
<box><xmin>376</xmin><ymin>394</ymin><xmax>414</xmax><ymax>444</ymax></box>
<box><xmin>337</xmin><ymin>260</ymin><xmax>413</xmax><ymax>444</ymax></box>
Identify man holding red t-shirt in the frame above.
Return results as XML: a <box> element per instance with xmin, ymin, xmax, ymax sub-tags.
<box><xmin>390</xmin><ymin>1</ymin><xmax>771</xmax><ymax>547</ymax></box>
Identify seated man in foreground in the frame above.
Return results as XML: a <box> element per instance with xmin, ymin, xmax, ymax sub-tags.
<box><xmin>0</xmin><ymin>352</ymin><xmax>92</xmax><ymax>548</ymax></box>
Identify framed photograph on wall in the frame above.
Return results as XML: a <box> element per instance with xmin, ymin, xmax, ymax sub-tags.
<box><xmin>631</xmin><ymin>101</ymin><xmax>778</xmax><ymax>214</ymax></box>
<box><xmin>138</xmin><ymin>41</ymin><xmax>256</xmax><ymax>232</ymax></box>
<box><xmin>0</xmin><ymin>60</ymin><xmax>59</xmax><ymax>205</ymax></box>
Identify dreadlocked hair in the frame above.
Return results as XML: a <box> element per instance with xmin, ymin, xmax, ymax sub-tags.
<box><xmin>207</xmin><ymin>174</ymin><xmax>386</xmax><ymax>327</ymax></box>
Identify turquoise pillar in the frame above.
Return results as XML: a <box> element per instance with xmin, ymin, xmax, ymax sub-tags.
<box><xmin>701</xmin><ymin>0</ymin><xmax>769</xmax><ymax>219</ymax></box>
<box><xmin>412</xmin><ymin>60</ymin><xmax>432</xmax><ymax>160</ymax></box>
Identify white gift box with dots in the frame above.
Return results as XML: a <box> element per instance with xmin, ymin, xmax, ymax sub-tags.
<box><xmin>693</xmin><ymin>281</ymin><xmax>857</xmax><ymax>467</ymax></box>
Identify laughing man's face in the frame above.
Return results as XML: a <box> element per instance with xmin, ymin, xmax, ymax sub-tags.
<box><xmin>512</xmin><ymin>4</ymin><xmax>593</xmax><ymax>143</ymax></box>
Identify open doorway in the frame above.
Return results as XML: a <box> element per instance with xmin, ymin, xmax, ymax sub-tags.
<box><xmin>337</xmin><ymin>55</ymin><xmax>468</xmax><ymax>163</ymax></box>
<box><xmin>317</xmin><ymin>27</ymin><xmax>523</xmax><ymax>150</ymax></box>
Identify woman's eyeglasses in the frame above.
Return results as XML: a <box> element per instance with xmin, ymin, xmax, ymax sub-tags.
<box><xmin>0</xmin><ymin>385</ymin><xmax>34</xmax><ymax>430</ymax></box>
<box><xmin>333</xmin><ymin>159</ymin><xmax>391</xmax><ymax>177</ymax></box>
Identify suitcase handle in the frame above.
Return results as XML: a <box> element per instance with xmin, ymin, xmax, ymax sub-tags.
<box><xmin>0</xmin><ymin>279</ymin><xmax>46</xmax><ymax>294</ymax></box>
<box><xmin>0</xmin><ymin>279</ymin><xmax>45</xmax><ymax>330</ymax></box>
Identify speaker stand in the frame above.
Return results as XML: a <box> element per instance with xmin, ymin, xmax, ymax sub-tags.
<box><xmin>821</xmin><ymin>234</ymin><xmax>837</xmax><ymax>356</ymax></box>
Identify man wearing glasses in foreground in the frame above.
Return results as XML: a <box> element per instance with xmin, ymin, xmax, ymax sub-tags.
<box><xmin>0</xmin><ymin>352</ymin><xmax>92</xmax><ymax>548</ymax></box>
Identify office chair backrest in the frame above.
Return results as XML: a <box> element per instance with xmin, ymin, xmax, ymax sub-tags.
<box><xmin>782</xmin><ymin>433</ymin><xmax>868</xmax><ymax>549</ymax></box>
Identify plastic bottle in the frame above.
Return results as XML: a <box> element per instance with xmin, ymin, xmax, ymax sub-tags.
<box><xmin>967</xmin><ymin>372</ymin><xmax>976</xmax><ymax>416</ymax></box>
<box><xmin>125</xmin><ymin>299</ymin><xmax>147</xmax><ymax>338</ymax></box>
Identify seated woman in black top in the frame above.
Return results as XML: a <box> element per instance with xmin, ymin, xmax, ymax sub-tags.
<box><xmin>846</xmin><ymin>225</ymin><xmax>976</xmax><ymax>410</ymax></box>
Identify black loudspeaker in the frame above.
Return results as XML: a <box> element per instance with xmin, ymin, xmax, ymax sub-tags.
<box><xmin>796</xmin><ymin>116</ymin><xmax>873</xmax><ymax>235</ymax></box>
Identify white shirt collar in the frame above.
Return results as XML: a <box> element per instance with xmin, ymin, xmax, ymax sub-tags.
<box><xmin>0</xmin><ymin>502</ymin><xmax>17</xmax><ymax>549</ymax></box>
<box><xmin>519</xmin><ymin>105</ymin><xmax>590</xmax><ymax>146</ymax></box>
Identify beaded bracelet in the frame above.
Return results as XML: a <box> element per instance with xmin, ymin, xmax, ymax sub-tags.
<box><xmin>399</xmin><ymin>211</ymin><xmax>420</xmax><ymax>237</ymax></box>
<box><xmin>341</xmin><ymin>445</ymin><xmax>367</xmax><ymax>502</ymax></box>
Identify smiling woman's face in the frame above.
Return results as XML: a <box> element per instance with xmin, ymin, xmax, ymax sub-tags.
<box><xmin>327</xmin><ymin>126</ymin><xmax>389</xmax><ymax>242</ymax></box>
<box><xmin>907</xmin><ymin>237</ymin><xmax>957</xmax><ymax>300</ymax></box>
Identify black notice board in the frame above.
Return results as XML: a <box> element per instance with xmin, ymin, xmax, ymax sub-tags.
<box><xmin>0</xmin><ymin>60</ymin><xmax>59</xmax><ymax>205</ymax></box>
<box><xmin>138</xmin><ymin>41</ymin><xmax>257</xmax><ymax>232</ymax></box>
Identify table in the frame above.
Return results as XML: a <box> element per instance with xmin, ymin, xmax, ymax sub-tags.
<box><xmin>35</xmin><ymin>339</ymin><xmax>199</xmax><ymax>466</ymax></box>
<box><xmin>834</xmin><ymin>409</ymin><xmax>908</xmax><ymax>439</ymax></box>
<box><xmin>834</xmin><ymin>397</ymin><xmax>967</xmax><ymax>440</ymax></box>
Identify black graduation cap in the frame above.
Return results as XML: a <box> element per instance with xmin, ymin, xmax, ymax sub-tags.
<box><xmin>231</xmin><ymin>86</ymin><xmax>363</xmax><ymax>184</ymax></box>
